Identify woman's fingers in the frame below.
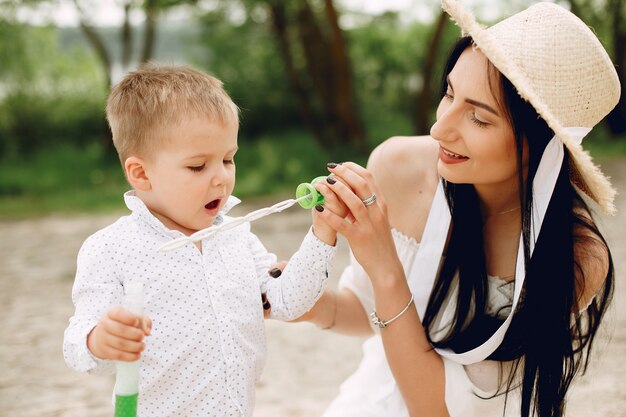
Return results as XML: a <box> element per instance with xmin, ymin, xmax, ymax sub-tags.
<box><xmin>314</xmin><ymin>181</ymin><xmax>350</xmax><ymax>219</ymax></box>
<box><xmin>263</xmin><ymin>261</ymin><xmax>287</xmax><ymax>318</ymax></box>
<box><xmin>261</xmin><ymin>292</ymin><xmax>271</xmax><ymax>318</ymax></box>
<box><xmin>322</xmin><ymin>174</ymin><xmax>381</xmax><ymax>225</ymax></box>
<box><xmin>327</xmin><ymin>162</ymin><xmax>379</xmax><ymax>201</ymax></box>
<box><xmin>268</xmin><ymin>261</ymin><xmax>287</xmax><ymax>278</ymax></box>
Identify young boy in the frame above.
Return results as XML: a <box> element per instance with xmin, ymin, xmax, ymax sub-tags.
<box><xmin>63</xmin><ymin>65</ymin><xmax>340</xmax><ymax>417</ymax></box>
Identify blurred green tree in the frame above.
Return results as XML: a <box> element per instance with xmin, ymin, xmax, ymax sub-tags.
<box><xmin>201</xmin><ymin>0</ymin><xmax>367</xmax><ymax>155</ymax></box>
<box><xmin>69</xmin><ymin>0</ymin><xmax>198</xmax><ymax>90</ymax></box>
<box><xmin>568</xmin><ymin>0</ymin><xmax>626</xmax><ymax>135</ymax></box>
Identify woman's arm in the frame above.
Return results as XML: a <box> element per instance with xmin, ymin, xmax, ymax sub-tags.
<box><xmin>298</xmin><ymin>288</ymin><xmax>374</xmax><ymax>336</ymax></box>
<box><xmin>316</xmin><ymin>136</ymin><xmax>450</xmax><ymax>416</ymax></box>
<box><xmin>264</xmin><ymin>257</ymin><xmax>374</xmax><ymax>336</ymax></box>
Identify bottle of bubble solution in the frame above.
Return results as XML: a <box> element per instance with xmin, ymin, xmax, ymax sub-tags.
<box><xmin>114</xmin><ymin>281</ymin><xmax>144</xmax><ymax>417</ymax></box>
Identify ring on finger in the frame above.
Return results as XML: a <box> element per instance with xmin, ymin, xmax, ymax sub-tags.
<box><xmin>362</xmin><ymin>193</ymin><xmax>377</xmax><ymax>206</ymax></box>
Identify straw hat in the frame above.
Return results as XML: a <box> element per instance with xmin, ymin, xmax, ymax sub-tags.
<box><xmin>440</xmin><ymin>0</ymin><xmax>621</xmax><ymax>214</ymax></box>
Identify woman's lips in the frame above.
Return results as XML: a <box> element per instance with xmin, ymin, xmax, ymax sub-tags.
<box><xmin>439</xmin><ymin>146</ymin><xmax>469</xmax><ymax>164</ymax></box>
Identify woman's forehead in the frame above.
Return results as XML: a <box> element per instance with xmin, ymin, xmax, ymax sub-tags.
<box><xmin>449</xmin><ymin>48</ymin><xmax>501</xmax><ymax>104</ymax></box>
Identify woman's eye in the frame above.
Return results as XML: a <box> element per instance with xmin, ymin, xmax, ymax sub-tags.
<box><xmin>470</xmin><ymin>113</ymin><xmax>489</xmax><ymax>128</ymax></box>
<box><xmin>188</xmin><ymin>164</ymin><xmax>205</xmax><ymax>172</ymax></box>
<box><xmin>443</xmin><ymin>92</ymin><xmax>453</xmax><ymax>101</ymax></box>
<box><xmin>224</xmin><ymin>159</ymin><xmax>234</xmax><ymax>165</ymax></box>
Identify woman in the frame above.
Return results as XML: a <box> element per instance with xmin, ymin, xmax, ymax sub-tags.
<box><xmin>297</xmin><ymin>1</ymin><xmax>619</xmax><ymax>416</ymax></box>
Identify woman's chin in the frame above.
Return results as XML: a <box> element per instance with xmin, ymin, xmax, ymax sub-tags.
<box><xmin>437</xmin><ymin>163</ymin><xmax>462</xmax><ymax>184</ymax></box>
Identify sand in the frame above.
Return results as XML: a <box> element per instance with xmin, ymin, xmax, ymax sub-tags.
<box><xmin>1</xmin><ymin>158</ymin><xmax>624</xmax><ymax>417</ymax></box>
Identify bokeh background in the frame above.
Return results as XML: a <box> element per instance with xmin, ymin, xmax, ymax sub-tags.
<box><xmin>0</xmin><ymin>0</ymin><xmax>625</xmax><ymax>416</ymax></box>
<box><xmin>1</xmin><ymin>0</ymin><xmax>625</xmax><ymax>216</ymax></box>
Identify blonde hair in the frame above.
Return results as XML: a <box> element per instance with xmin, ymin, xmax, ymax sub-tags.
<box><xmin>106</xmin><ymin>64</ymin><xmax>239</xmax><ymax>163</ymax></box>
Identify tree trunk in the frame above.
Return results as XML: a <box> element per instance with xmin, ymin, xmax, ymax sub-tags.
<box><xmin>295</xmin><ymin>2</ymin><xmax>335</xmax><ymax>149</ymax></box>
<box><xmin>72</xmin><ymin>0</ymin><xmax>114</xmax><ymax>153</ymax></box>
<box><xmin>266</xmin><ymin>2</ymin><xmax>325</xmax><ymax>146</ymax></box>
<box><xmin>121</xmin><ymin>1</ymin><xmax>133</xmax><ymax>69</ymax></box>
<box><xmin>323</xmin><ymin>0</ymin><xmax>366</xmax><ymax>151</ymax></box>
<box><xmin>72</xmin><ymin>0</ymin><xmax>112</xmax><ymax>90</ymax></box>
<box><xmin>141</xmin><ymin>0</ymin><xmax>159</xmax><ymax>64</ymax></box>
<box><xmin>413</xmin><ymin>10</ymin><xmax>447</xmax><ymax>135</ymax></box>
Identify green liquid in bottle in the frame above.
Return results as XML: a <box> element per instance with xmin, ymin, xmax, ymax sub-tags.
<box><xmin>115</xmin><ymin>393</ymin><xmax>138</xmax><ymax>417</ymax></box>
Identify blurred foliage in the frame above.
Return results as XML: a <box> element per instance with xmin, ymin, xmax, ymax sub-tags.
<box><xmin>0</xmin><ymin>0</ymin><xmax>624</xmax><ymax>218</ymax></box>
<box><xmin>0</xmin><ymin>144</ymin><xmax>128</xmax><ymax>218</ymax></box>
<box><xmin>193</xmin><ymin>7</ymin><xmax>300</xmax><ymax>137</ymax></box>
<box><xmin>0</xmin><ymin>129</ymin><xmax>351</xmax><ymax>218</ymax></box>
<box><xmin>0</xmin><ymin>21</ymin><xmax>105</xmax><ymax>160</ymax></box>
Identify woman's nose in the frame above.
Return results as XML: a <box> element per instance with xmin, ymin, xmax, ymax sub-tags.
<box><xmin>430</xmin><ymin>105</ymin><xmax>460</xmax><ymax>143</ymax></box>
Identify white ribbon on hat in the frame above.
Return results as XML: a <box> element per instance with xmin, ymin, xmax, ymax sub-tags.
<box><xmin>407</xmin><ymin>127</ymin><xmax>591</xmax><ymax>365</ymax></box>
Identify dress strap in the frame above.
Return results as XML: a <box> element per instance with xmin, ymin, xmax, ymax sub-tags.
<box><xmin>407</xmin><ymin>181</ymin><xmax>450</xmax><ymax>319</ymax></box>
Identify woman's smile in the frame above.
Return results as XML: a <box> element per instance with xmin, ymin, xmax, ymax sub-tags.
<box><xmin>439</xmin><ymin>146</ymin><xmax>469</xmax><ymax>164</ymax></box>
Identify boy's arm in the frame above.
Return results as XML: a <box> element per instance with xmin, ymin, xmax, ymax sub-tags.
<box><xmin>63</xmin><ymin>235</ymin><xmax>124</xmax><ymax>375</ymax></box>
<box><xmin>250</xmin><ymin>227</ymin><xmax>335</xmax><ymax>321</ymax></box>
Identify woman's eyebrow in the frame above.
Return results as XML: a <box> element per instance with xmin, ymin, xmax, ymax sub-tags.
<box><xmin>447</xmin><ymin>76</ymin><xmax>500</xmax><ymax>116</ymax></box>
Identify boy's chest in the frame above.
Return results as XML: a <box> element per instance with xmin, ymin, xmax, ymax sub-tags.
<box><xmin>120</xmin><ymin>229</ymin><xmax>262</xmax><ymax>317</ymax></box>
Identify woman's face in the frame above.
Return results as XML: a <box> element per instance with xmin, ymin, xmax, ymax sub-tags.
<box><xmin>430</xmin><ymin>48</ymin><xmax>526</xmax><ymax>188</ymax></box>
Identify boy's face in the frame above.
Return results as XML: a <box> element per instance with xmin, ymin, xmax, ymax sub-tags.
<box><xmin>140</xmin><ymin>116</ymin><xmax>238</xmax><ymax>236</ymax></box>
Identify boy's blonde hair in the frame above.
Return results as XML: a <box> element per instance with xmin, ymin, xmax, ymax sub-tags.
<box><xmin>106</xmin><ymin>64</ymin><xmax>239</xmax><ymax>163</ymax></box>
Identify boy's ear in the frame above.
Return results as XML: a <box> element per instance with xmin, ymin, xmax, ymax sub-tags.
<box><xmin>124</xmin><ymin>156</ymin><xmax>151</xmax><ymax>191</ymax></box>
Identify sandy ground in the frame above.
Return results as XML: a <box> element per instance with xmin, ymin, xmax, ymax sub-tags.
<box><xmin>1</xmin><ymin>158</ymin><xmax>625</xmax><ymax>417</ymax></box>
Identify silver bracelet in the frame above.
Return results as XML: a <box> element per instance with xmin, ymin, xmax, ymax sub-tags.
<box><xmin>369</xmin><ymin>294</ymin><xmax>414</xmax><ymax>329</ymax></box>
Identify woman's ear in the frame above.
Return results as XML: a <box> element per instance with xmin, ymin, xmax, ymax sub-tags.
<box><xmin>125</xmin><ymin>156</ymin><xmax>151</xmax><ymax>191</ymax></box>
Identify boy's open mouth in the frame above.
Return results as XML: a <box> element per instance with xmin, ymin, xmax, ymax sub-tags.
<box><xmin>205</xmin><ymin>199</ymin><xmax>221</xmax><ymax>210</ymax></box>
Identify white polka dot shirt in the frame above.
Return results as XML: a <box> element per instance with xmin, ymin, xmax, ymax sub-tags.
<box><xmin>63</xmin><ymin>192</ymin><xmax>335</xmax><ymax>417</ymax></box>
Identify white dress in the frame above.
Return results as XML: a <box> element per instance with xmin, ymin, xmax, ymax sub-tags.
<box><xmin>323</xmin><ymin>229</ymin><xmax>520</xmax><ymax>417</ymax></box>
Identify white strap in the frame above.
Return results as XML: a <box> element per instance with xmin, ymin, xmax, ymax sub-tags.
<box><xmin>408</xmin><ymin>127</ymin><xmax>590</xmax><ymax>365</ymax></box>
<box><xmin>409</xmin><ymin>182</ymin><xmax>450</xmax><ymax>319</ymax></box>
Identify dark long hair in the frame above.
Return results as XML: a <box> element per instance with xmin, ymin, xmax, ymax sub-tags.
<box><xmin>422</xmin><ymin>37</ymin><xmax>614</xmax><ymax>417</ymax></box>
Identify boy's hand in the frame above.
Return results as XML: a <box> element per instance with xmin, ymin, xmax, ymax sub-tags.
<box><xmin>312</xmin><ymin>175</ymin><xmax>351</xmax><ymax>245</ymax></box>
<box><xmin>87</xmin><ymin>306</ymin><xmax>152</xmax><ymax>362</ymax></box>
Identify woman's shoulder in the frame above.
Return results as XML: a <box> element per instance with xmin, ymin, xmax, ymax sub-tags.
<box><xmin>367</xmin><ymin>136</ymin><xmax>440</xmax><ymax>239</ymax></box>
<box><xmin>368</xmin><ymin>135</ymin><xmax>439</xmax><ymax>187</ymax></box>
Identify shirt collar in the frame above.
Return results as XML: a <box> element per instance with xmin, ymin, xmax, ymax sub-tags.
<box><xmin>123</xmin><ymin>190</ymin><xmax>242</xmax><ymax>236</ymax></box>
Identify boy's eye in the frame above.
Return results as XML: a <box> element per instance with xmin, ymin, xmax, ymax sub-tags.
<box><xmin>188</xmin><ymin>164</ymin><xmax>205</xmax><ymax>172</ymax></box>
<box><xmin>224</xmin><ymin>159</ymin><xmax>234</xmax><ymax>165</ymax></box>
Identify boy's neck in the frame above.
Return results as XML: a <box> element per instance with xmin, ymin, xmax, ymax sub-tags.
<box><xmin>134</xmin><ymin>190</ymin><xmax>200</xmax><ymax>237</ymax></box>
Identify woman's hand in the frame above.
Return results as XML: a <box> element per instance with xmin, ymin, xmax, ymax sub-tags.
<box><xmin>315</xmin><ymin>162</ymin><xmax>404</xmax><ymax>284</ymax></box>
